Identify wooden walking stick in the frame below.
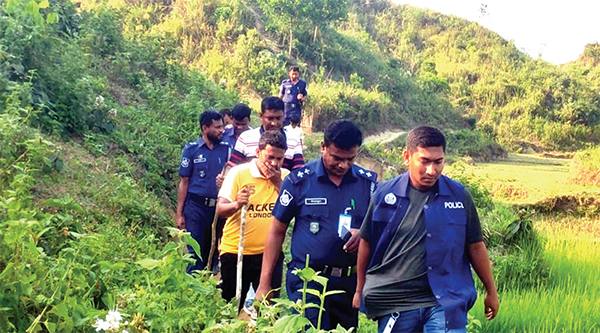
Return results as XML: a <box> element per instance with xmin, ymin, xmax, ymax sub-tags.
<box><xmin>235</xmin><ymin>203</ymin><xmax>248</xmax><ymax>310</ymax></box>
<box><xmin>206</xmin><ymin>165</ymin><xmax>228</xmax><ymax>271</ymax></box>
<box><xmin>207</xmin><ymin>147</ymin><xmax>231</xmax><ymax>271</ymax></box>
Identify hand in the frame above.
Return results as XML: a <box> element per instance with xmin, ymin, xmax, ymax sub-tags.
<box><xmin>175</xmin><ymin>214</ymin><xmax>185</xmax><ymax>230</ymax></box>
<box><xmin>352</xmin><ymin>291</ymin><xmax>361</xmax><ymax>309</ymax></box>
<box><xmin>216</xmin><ymin>173</ymin><xmax>224</xmax><ymax>188</ymax></box>
<box><xmin>343</xmin><ymin>229</ymin><xmax>360</xmax><ymax>254</ymax></box>
<box><xmin>258</xmin><ymin>161</ymin><xmax>282</xmax><ymax>188</ymax></box>
<box><xmin>255</xmin><ymin>284</ymin><xmax>273</xmax><ymax>303</ymax></box>
<box><xmin>484</xmin><ymin>291</ymin><xmax>499</xmax><ymax>320</ymax></box>
<box><xmin>297</xmin><ymin>93</ymin><xmax>304</xmax><ymax>101</ymax></box>
<box><xmin>236</xmin><ymin>187</ymin><xmax>249</xmax><ymax>208</ymax></box>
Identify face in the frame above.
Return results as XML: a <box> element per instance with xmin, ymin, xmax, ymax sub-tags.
<box><xmin>232</xmin><ymin>117</ymin><xmax>250</xmax><ymax>136</ymax></box>
<box><xmin>260</xmin><ymin>109</ymin><xmax>284</xmax><ymax>131</ymax></box>
<box><xmin>223</xmin><ymin>114</ymin><xmax>233</xmax><ymax>126</ymax></box>
<box><xmin>289</xmin><ymin>70</ymin><xmax>300</xmax><ymax>82</ymax></box>
<box><xmin>403</xmin><ymin>146</ymin><xmax>445</xmax><ymax>191</ymax></box>
<box><xmin>256</xmin><ymin>144</ymin><xmax>285</xmax><ymax>171</ymax></box>
<box><xmin>203</xmin><ymin>119</ymin><xmax>225</xmax><ymax>144</ymax></box>
<box><xmin>321</xmin><ymin>143</ymin><xmax>359</xmax><ymax>178</ymax></box>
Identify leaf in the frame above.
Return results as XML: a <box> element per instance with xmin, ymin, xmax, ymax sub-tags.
<box><xmin>43</xmin><ymin>321</ymin><xmax>56</xmax><ymax>333</ymax></box>
<box><xmin>38</xmin><ymin>0</ymin><xmax>49</xmax><ymax>8</ymax></box>
<box><xmin>272</xmin><ymin>315</ymin><xmax>311</xmax><ymax>333</ymax></box>
<box><xmin>323</xmin><ymin>290</ymin><xmax>346</xmax><ymax>297</ymax></box>
<box><xmin>136</xmin><ymin>258</ymin><xmax>161</xmax><ymax>270</ymax></box>
<box><xmin>183</xmin><ymin>233</ymin><xmax>201</xmax><ymax>259</ymax></box>
<box><xmin>25</xmin><ymin>0</ymin><xmax>39</xmax><ymax>15</ymax></box>
<box><xmin>46</xmin><ymin>13</ymin><xmax>59</xmax><ymax>24</ymax></box>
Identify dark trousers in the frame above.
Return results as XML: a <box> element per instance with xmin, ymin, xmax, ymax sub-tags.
<box><xmin>286</xmin><ymin>263</ymin><xmax>358</xmax><ymax>330</ymax></box>
<box><xmin>183</xmin><ymin>199</ymin><xmax>214</xmax><ymax>273</ymax></box>
<box><xmin>220</xmin><ymin>252</ymin><xmax>284</xmax><ymax>310</ymax></box>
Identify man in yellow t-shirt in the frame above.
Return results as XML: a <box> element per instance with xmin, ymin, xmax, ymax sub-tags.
<box><xmin>216</xmin><ymin>130</ymin><xmax>289</xmax><ymax>307</ymax></box>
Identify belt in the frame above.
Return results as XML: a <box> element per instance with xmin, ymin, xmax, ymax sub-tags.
<box><xmin>312</xmin><ymin>265</ymin><xmax>357</xmax><ymax>278</ymax></box>
<box><xmin>188</xmin><ymin>193</ymin><xmax>217</xmax><ymax>207</ymax></box>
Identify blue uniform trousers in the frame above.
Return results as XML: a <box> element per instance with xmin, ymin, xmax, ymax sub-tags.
<box><xmin>283</xmin><ymin>105</ymin><xmax>302</xmax><ymax>126</ymax></box>
<box><xmin>286</xmin><ymin>262</ymin><xmax>358</xmax><ymax>330</ymax></box>
<box><xmin>183</xmin><ymin>199</ymin><xmax>215</xmax><ymax>273</ymax></box>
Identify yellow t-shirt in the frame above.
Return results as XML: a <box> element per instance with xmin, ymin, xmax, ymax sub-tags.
<box><xmin>218</xmin><ymin>159</ymin><xmax>290</xmax><ymax>255</ymax></box>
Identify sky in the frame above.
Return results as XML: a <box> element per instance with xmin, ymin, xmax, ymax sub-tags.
<box><xmin>394</xmin><ymin>0</ymin><xmax>600</xmax><ymax>64</ymax></box>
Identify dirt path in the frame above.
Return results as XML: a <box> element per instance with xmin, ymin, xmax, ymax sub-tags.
<box><xmin>364</xmin><ymin>130</ymin><xmax>407</xmax><ymax>145</ymax></box>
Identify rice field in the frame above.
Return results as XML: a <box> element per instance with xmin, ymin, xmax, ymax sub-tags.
<box><xmin>467</xmin><ymin>154</ymin><xmax>600</xmax><ymax>332</ymax></box>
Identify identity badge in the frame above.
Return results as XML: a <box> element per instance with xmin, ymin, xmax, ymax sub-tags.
<box><xmin>338</xmin><ymin>214</ymin><xmax>352</xmax><ymax>239</ymax></box>
<box><xmin>309</xmin><ymin>221</ymin><xmax>320</xmax><ymax>234</ymax></box>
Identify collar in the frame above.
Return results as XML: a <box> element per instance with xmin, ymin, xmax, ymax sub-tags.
<box><xmin>393</xmin><ymin>172</ymin><xmax>449</xmax><ymax>197</ymax></box>
<box><xmin>250</xmin><ymin>159</ymin><xmax>266</xmax><ymax>179</ymax></box>
<box><xmin>196</xmin><ymin>136</ymin><xmax>208</xmax><ymax>147</ymax></box>
<box><xmin>259</xmin><ymin>126</ymin><xmax>287</xmax><ymax>139</ymax></box>
<box><xmin>315</xmin><ymin>157</ymin><xmax>358</xmax><ymax>184</ymax></box>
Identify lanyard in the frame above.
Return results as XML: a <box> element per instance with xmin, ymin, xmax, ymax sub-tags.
<box><xmin>382</xmin><ymin>312</ymin><xmax>399</xmax><ymax>333</ymax></box>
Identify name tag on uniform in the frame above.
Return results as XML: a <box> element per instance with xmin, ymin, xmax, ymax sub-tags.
<box><xmin>338</xmin><ymin>214</ymin><xmax>351</xmax><ymax>239</ymax></box>
<box><xmin>305</xmin><ymin>198</ymin><xmax>327</xmax><ymax>205</ymax></box>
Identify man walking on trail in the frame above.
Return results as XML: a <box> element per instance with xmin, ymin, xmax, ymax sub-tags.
<box><xmin>222</xmin><ymin>103</ymin><xmax>252</xmax><ymax>148</ymax></box>
<box><xmin>353</xmin><ymin>126</ymin><xmax>499</xmax><ymax>333</ymax></box>
<box><xmin>216</xmin><ymin>130</ymin><xmax>287</xmax><ymax>310</ymax></box>
<box><xmin>279</xmin><ymin>66</ymin><xmax>307</xmax><ymax>126</ymax></box>
<box><xmin>229</xmin><ymin>96</ymin><xmax>304</xmax><ymax>171</ymax></box>
<box><xmin>176</xmin><ymin>110</ymin><xmax>229</xmax><ymax>272</ymax></box>
<box><xmin>256</xmin><ymin>120</ymin><xmax>377</xmax><ymax>330</ymax></box>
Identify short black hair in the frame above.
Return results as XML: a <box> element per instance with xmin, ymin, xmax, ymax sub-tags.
<box><xmin>289</xmin><ymin>114</ymin><xmax>300</xmax><ymax>125</ymax></box>
<box><xmin>324</xmin><ymin>120</ymin><xmax>363</xmax><ymax>150</ymax></box>
<box><xmin>199</xmin><ymin>110</ymin><xmax>223</xmax><ymax>129</ymax></box>
<box><xmin>288</xmin><ymin>66</ymin><xmax>300</xmax><ymax>72</ymax></box>
<box><xmin>406</xmin><ymin>126</ymin><xmax>446</xmax><ymax>152</ymax></box>
<box><xmin>219</xmin><ymin>108</ymin><xmax>232</xmax><ymax>118</ymax></box>
<box><xmin>261</xmin><ymin>96</ymin><xmax>284</xmax><ymax>114</ymax></box>
<box><xmin>231</xmin><ymin>103</ymin><xmax>252</xmax><ymax>121</ymax></box>
<box><xmin>259</xmin><ymin>130</ymin><xmax>287</xmax><ymax>151</ymax></box>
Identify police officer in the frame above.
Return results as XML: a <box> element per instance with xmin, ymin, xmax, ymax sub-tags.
<box><xmin>354</xmin><ymin>126</ymin><xmax>498</xmax><ymax>332</ymax></box>
<box><xmin>256</xmin><ymin>120</ymin><xmax>377</xmax><ymax>330</ymax></box>
<box><xmin>279</xmin><ymin>66</ymin><xmax>307</xmax><ymax>126</ymax></box>
<box><xmin>176</xmin><ymin>110</ymin><xmax>230</xmax><ymax>272</ymax></box>
<box><xmin>222</xmin><ymin>103</ymin><xmax>252</xmax><ymax>148</ymax></box>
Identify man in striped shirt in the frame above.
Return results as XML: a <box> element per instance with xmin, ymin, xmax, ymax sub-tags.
<box><xmin>228</xmin><ymin>96</ymin><xmax>305</xmax><ymax>171</ymax></box>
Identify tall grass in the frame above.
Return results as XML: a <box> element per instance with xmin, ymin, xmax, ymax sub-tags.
<box><xmin>472</xmin><ymin>217</ymin><xmax>600</xmax><ymax>332</ymax></box>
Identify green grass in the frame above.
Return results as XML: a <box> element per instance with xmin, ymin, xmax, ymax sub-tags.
<box><xmin>472</xmin><ymin>217</ymin><xmax>600</xmax><ymax>332</ymax></box>
<box><xmin>466</xmin><ymin>153</ymin><xmax>600</xmax><ymax>205</ymax></box>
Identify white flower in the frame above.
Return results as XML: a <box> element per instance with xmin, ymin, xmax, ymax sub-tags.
<box><xmin>106</xmin><ymin>310</ymin><xmax>122</xmax><ymax>322</ymax></box>
<box><xmin>123</xmin><ymin>331</ymin><xmax>129</xmax><ymax>333</ymax></box>
<box><xmin>95</xmin><ymin>95</ymin><xmax>105</xmax><ymax>107</ymax></box>
<box><xmin>93</xmin><ymin>318</ymin><xmax>110</xmax><ymax>331</ymax></box>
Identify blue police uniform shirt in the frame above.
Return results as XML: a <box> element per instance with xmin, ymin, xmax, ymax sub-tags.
<box><xmin>272</xmin><ymin>157</ymin><xmax>376</xmax><ymax>269</ymax></box>
<box><xmin>279</xmin><ymin>79</ymin><xmax>307</xmax><ymax>107</ymax></box>
<box><xmin>179</xmin><ymin>137</ymin><xmax>230</xmax><ymax>198</ymax></box>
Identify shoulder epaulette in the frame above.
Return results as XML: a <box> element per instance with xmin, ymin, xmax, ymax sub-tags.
<box><xmin>184</xmin><ymin>141</ymin><xmax>198</xmax><ymax>150</ymax></box>
<box><xmin>289</xmin><ymin>166</ymin><xmax>314</xmax><ymax>184</ymax></box>
<box><xmin>355</xmin><ymin>165</ymin><xmax>378</xmax><ymax>182</ymax></box>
